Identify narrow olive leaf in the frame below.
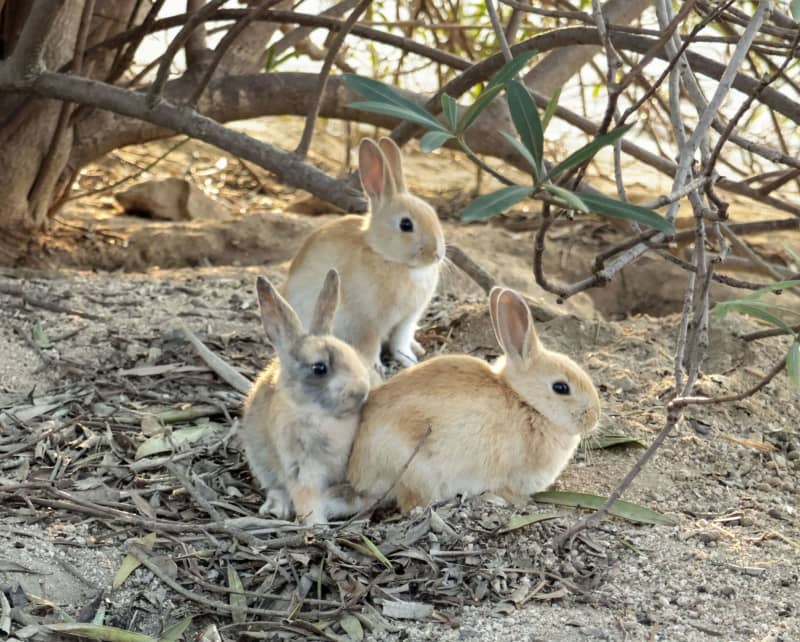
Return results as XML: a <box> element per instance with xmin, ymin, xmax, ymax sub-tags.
<box><xmin>582</xmin><ymin>433</ymin><xmax>646</xmax><ymax>450</ymax></box>
<box><xmin>159</xmin><ymin>617</ymin><xmax>192</xmax><ymax>642</ymax></box>
<box><xmin>486</xmin><ymin>49</ymin><xmax>538</xmax><ymax>90</ymax></box>
<box><xmin>458</xmin><ymin>84</ymin><xmax>504</xmax><ymax>132</ymax></box>
<box><xmin>441</xmin><ymin>93</ymin><xmax>458</xmax><ymax>130</ymax></box>
<box><xmin>548</xmin><ymin>123</ymin><xmax>634</xmax><ymax>180</ymax></box>
<box><xmin>134</xmin><ymin>425</ymin><xmax>209</xmax><ymax>460</ymax></box>
<box><xmin>46</xmin><ymin>623</ymin><xmax>157</xmax><ymax>642</ymax></box>
<box><xmin>788</xmin><ymin>341</ymin><xmax>800</xmax><ymax>388</ymax></box>
<box><xmin>532</xmin><ymin>491</ymin><xmax>675</xmax><ymax>526</ymax></box>
<box><xmin>742</xmin><ymin>279</ymin><xmax>800</xmax><ymax>300</ymax></box>
<box><xmin>541</xmin><ymin>87</ymin><xmax>562</xmax><ymax>133</ymax></box>
<box><xmin>227</xmin><ymin>565</ymin><xmax>247</xmax><ymax>625</ymax></box>
<box><xmin>506</xmin><ymin>81</ymin><xmax>543</xmax><ymax>179</ymax></box>
<box><xmin>500</xmin><ymin>132</ymin><xmax>538</xmax><ymax>173</ymax></box>
<box><xmin>343</xmin><ymin>74</ymin><xmax>448</xmax><ymax>132</ymax></box>
<box><xmin>420</xmin><ymin>130</ymin><xmax>454</xmax><ymax>152</ymax></box>
<box><xmin>360</xmin><ymin>534</ymin><xmax>392</xmax><ymax>569</ymax></box>
<box><xmin>112</xmin><ymin>533</ymin><xmax>156</xmax><ymax>590</ymax></box>
<box><xmin>499</xmin><ymin>511</ymin><xmax>560</xmax><ymax>534</ymax></box>
<box><xmin>713</xmin><ymin>300</ymin><xmax>792</xmax><ymax>332</ymax></box>
<box><xmin>791</xmin><ymin>0</ymin><xmax>800</xmax><ymax>22</ymax></box>
<box><xmin>347</xmin><ymin>101</ymin><xmax>448</xmax><ymax>132</ymax></box>
<box><xmin>339</xmin><ymin>614</ymin><xmax>364</xmax><ymax>642</ymax></box>
<box><xmin>543</xmin><ymin>183</ymin><xmax>589</xmax><ymax>213</ymax></box>
<box><xmin>462</xmin><ymin>185</ymin><xmax>532</xmax><ymax>222</ymax></box>
<box><xmin>578</xmin><ymin>192</ymin><xmax>674</xmax><ymax>234</ymax></box>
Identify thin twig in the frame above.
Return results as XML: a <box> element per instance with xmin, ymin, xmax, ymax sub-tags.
<box><xmin>294</xmin><ymin>0</ymin><xmax>372</xmax><ymax>159</ymax></box>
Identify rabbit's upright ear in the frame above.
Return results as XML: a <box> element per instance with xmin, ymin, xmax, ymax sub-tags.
<box><xmin>488</xmin><ymin>287</ymin><xmax>505</xmax><ymax>352</ymax></box>
<box><xmin>495</xmin><ymin>289</ymin><xmax>541</xmax><ymax>365</ymax></box>
<box><xmin>256</xmin><ymin>276</ymin><xmax>304</xmax><ymax>351</ymax></box>
<box><xmin>359</xmin><ymin>138</ymin><xmax>396</xmax><ymax>205</ymax></box>
<box><xmin>377</xmin><ymin>137</ymin><xmax>407</xmax><ymax>193</ymax></box>
<box><xmin>309</xmin><ymin>269</ymin><xmax>340</xmax><ymax>336</ymax></box>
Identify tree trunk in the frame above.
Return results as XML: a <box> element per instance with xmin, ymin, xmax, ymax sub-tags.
<box><xmin>0</xmin><ymin>0</ymin><xmax>138</xmax><ymax>262</ymax></box>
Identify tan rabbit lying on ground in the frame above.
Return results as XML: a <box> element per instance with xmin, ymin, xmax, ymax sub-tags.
<box><xmin>344</xmin><ymin>286</ymin><xmax>601</xmax><ymax>513</ymax></box>
<box><xmin>283</xmin><ymin>137</ymin><xmax>445</xmax><ymax>375</ymax></box>
<box><xmin>240</xmin><ymin>269</ymin><xmax>371</xmax><ymax>525</ymax></box>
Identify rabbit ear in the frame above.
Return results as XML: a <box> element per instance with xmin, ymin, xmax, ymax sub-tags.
<box><xmin>309</xmin><ymin>269</ymin><xmax>340</xmax><ymax>335</ymax></box>
<box><xmin>359</xmin><ymin>138</ymin><xmax>396</xmax><ymax>204</ymax></box>
<box><xmin>378</xmin><ymin>137</ymin><xmax>407</xmax><ymax>193</ymax></box>
<box><xmin>256</xmin><ymin>276</ymin><xmax>304</xmax><ymax>351</ymax></box>
<box><xmin>488</xmin><ymin>286</ymin><xmax>505</xmax><ymax>352</ymax></box>
<box><xmin>495</xmin><ymin>289</ymin><xmax>541</xmax><ymax>365</ymax></box>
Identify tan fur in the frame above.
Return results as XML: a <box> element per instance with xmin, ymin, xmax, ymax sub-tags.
<box><xmin>283</xmin><ymin>138</ymin><xmax>445</xmax><ymax>373</ymax></box>
<box><xmin>346</xmin><ymin>287</ymin><xmax>601</xmax><ymax>512</ymax></box>
<box><xmin>240</xmin><ymin>271</ymin><xmax>371</xmax><ymax>525</ymax></box>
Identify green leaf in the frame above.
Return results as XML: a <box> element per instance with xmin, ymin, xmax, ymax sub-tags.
<box><xmin>227</xmin><ymin>564</ymin><xmax>247</xmax><ymax>625</ymax></box>
<box><xmin>339</xmin><ymin>614</ymin><xmax>365</xmax><ymax>641</ymax></box>
<box><xmin>441</xmin><ymin>93</ymin><xmax>458</xmax><ymax>130</ymax></box>
<box><xmin>582</xmin><ymin>433</ymin><xmax>646</xmax><ymax>450</ymax></box>
<box><xmin>420</xmin><ymin>130</ymin><xmax>454</xmax><ymax>152</ymax></box>
<box><xmin>347</xmin><ymin>101</ymin><xmax>448</xmax><ymax>132</ymax></box>
<box><xmin>112</xmin><ymin>533</ymin><xmax>156</xmax><ymax>590</ymax></box>
<box><xmin>713</xmin><ymin>300</ymin><xmax>792</xmax><ymax>331</ymax></box>
<box><xmin>788</xmin><ymin>341</ymin><xmax>800</xmax><ymax>387</ymax></box>
<box><xmin>462</xmin><ymin>185</ymin><xmax>531</xmax><ymax>222</ymax></box>
<box><xmin>543</xmin><ymin>183</ymin><xmax>589</xmax><ymax>213</ymax></box>
<box><xmin>343</xmin><ymin>74</ymin><xmax>447</xmax><ymax>132</ymax></box>
<box><xmin>548</xmin><ymin>123</ymin><xmax>634</xmax><ymax>180</ymax></box>
<box><xmin>499</xmin><ymin>511</ymin><xmax>560</xmax><ymax>533</ymax></box>
<box><xmin>501</xmin><ymin>132</ymin><xmax>539</xmax><ymax>173</ymax></box>
<box><xmin>360</xmin><ymin>534</ymin><xmax>392</xmax><ymax>569</ymax></box>
<box><xmin>159</xmin><ymin>618</ymin><xmax>192</xmax><ymax>642</ymax></box>
<box><xmin>486</xmin><ymin>49</ymin><xmax>538</xmax><ymax>90</ymax></box>
<box><xmin>579</xmin><ymin>192</ymin><xmax>674</xmax><ymax>234</ymax></box>
<box><xmin>533</xmin><ymin>491</ymin><xmax>675</xmax><ymax>526</ymax></box>
<box><xmin>46</xmin><ymin>623</ymin><xmax>158</xmax><ymax>642</ymax></box>
<box><xmin>541</xmin><ymin>87</ymin><xmax>562</xmax><ymax>133</ymax></box>
<box><xmin>506</xmin><ymin>81</ymin><xmax>544</xmax><ymax>180</ymax></box>
<box><xmin>459</xmin><ymin>84</ymin><xmax>504</xmax><ymax>132</ymax></box>
<box><xmin>742</xmin><ymin>279</ymin><xmax>800</xmax><ymax>300</ymax></box>
<box><xmin>791</xmin><ymin>0</ymin><xmax>800</xmax><ymax>22</ymax></box>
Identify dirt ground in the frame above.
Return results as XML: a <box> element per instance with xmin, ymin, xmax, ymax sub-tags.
<box><xmin>1</xmin><ymin>119</ymin><xmax>799</xmax><ymax>642</ymax></box>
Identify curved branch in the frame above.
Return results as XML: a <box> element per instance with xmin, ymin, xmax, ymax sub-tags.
<box><xmin>25</xmin><ymin>71</ymin><xmax>367</xmax><ymax>213</ymax></box>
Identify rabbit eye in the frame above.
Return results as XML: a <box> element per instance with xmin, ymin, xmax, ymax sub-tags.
<box><xmin>399</xmin><ymin>217</ymin><xmax>414</xmax><ymax>232</ymax></box>
<box><xmin>552</xmin><ymin>381</ymin><xmax>570</xmax><ymax>395</ymax></box>
<box><xmin>311</xmin><ymin>362</ymin><xmax>328</xmax><ymax>376</ymax></box>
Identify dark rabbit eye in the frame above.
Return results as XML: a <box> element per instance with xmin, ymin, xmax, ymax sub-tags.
<box><xmin>311</xmin><ymin>362</ymin><xmax>328</xmax><ymax>376</ymax></box>
<box><xmin>399</xmin><ymin>217</ymin><xmax>414</xmax><ymax>232</ymax></box>
<box><xmin>552</xmin><ymin>381</ymin><xmax>570</xmax><ymax>395</ymax></box>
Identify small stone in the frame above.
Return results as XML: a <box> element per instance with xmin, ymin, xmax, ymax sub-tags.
<box><xmin>755</xmin><ymin>482</ymin><xmax>772</xmax><ymax>493</ymax></box>
<box><xmin>718</xmin><ymin>586</ymin><xmax>735</xmax><ymax>598</ymax></box>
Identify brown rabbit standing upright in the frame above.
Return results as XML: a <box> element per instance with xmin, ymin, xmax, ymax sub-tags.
<box><xmin>240</xmin><ymin>270</ymin><xmax>371</xmax><ymax>525</ymax></box>
<box><xmin>283</xmin><ymin>137</ymin><xmax>445</xmax><ymax>374</ymax></box>
<box><xmin>345</xmin><ymin>286</ymin><xmax>601</xmax><ymax>513</ymax></box>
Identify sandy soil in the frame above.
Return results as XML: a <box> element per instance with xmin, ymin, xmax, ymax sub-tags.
<box><xmin>1</xmin><ymin>120</ymin><xmax>799</xmax><ymax>642</ymax></box>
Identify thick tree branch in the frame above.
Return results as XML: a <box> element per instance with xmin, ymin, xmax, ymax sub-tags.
<box><xmin>23</xmin><ymin>71</ymin><xmax>367</xmax><ymax>212</ymax></box>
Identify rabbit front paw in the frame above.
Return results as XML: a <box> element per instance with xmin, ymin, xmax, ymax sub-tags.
<box><xmin>259</xmin><ymin>487</ymin><xmax>292</xmax><ymax>519</ymax></box>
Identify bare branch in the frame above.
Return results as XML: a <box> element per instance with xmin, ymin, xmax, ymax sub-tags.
<box><xmin>294</xmin><ymin>0</ymin><xmax>371</xmax><ymax>159</ymax></box>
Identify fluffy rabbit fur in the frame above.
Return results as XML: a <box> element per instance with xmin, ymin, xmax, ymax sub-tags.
<box><xmin>240</xmin><ymin>269</ymin><xmax>371</xmax><ymax>525</ymax></box>
<box><xmin>283</xmin><ymin>137</ymin><xmax>445</xmax><ymax>373</ymax></box>
<box><xmin>345</xmin><ymin>286</ymin><xmax>601</xmax><ymax>512</ymax></box>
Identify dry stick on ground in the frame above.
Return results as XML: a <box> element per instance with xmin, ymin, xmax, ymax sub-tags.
<box><xmin>179</xmin><ymin>320</ymin><xmax>252</xmax><ymax>394</ymax></box>
<box><xmin>741</xmin><ymin>324</ymin><xmax>800</xmax><ymax>342</ymax></box>
<box><xmin>294</xmin><ymin>0</ymin><xmax>372</xmax><ymax>159</ymax></box>
<box><xmin>0</xmin><ymin>282</ymin><xmax>103</xmax><ymax>321</ymax></box>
